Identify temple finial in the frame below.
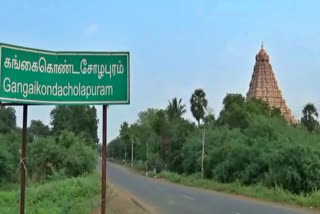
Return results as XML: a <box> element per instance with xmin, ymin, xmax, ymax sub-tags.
<box><xmin>261</xmin><ymin>42</ymin><xmax>264</xmax><ymax>49</ymax></box>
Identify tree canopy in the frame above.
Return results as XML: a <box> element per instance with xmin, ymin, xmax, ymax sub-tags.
<box><xmin>166</xmin><ymin>97</ymin><xmax>186</xmax><ymax>120</ymax></box>
<box><xmin>50</xmin><ymin>106</ymin><xmax>98</xmax><ymax>146</ymax></box>
<box><xmin>190</xmin><ymin>89</ymin><xmax>208</xmax><ymax>127</ymax></box>
<box><xmin>301</xmin><ymin>103</ymin><xmax>319</xmax><ymax>132</ymax></box>
<box><xmin>29</xmin><ymin>120</ymin><xmax>51</xmax><ymax>138</ymax></box>
<box><xmin>0</xmin><ymin>107</ymin><xmax>16</xmax><ymax>134</ymax></box>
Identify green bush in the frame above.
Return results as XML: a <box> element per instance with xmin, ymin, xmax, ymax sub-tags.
<box><xmin>0</xmin><ymin>173</ymin><xmax>100</xmax><ymax>214</ymax></box>
<box><xmin>28</xmin><ymin>137</ymin><xmax>66</xmax><ymax>180</ymax></box>
<box><xmin>0</xmin><ymin>133</ymin><xmax>20</xmax><ymax>182</ymax></box>
<box><xmin>202</xmin><ymin>116</ymin><xmax>320</xmax><ymax>194</ymax></box>
<box><xmin>28</xmin><ymin>131</ymin><xmax>97</xmax><ymax>180</ymax></box>
<box><xmin>64</xmin><ymin>141</ymin><xmax>97</xmax><ymax>177</ymax></box>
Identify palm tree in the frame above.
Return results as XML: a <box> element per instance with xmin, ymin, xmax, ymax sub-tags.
<box><xmin>190</xmin><ymin>89</ymin><xmax>208</xmax><ymax>127</ymax></box>
<box><xmin>166</xmin><ymin>98</ymin><xmax>186</xmax><ymax>120</ymax></box>
<box><xmin>301</xmin><ymin>103</ymin><xmax>319</xmax><ymax>132</ymax></box>
<box><xmin>190</xmin><ymin>89</ymin><xmax>208</xmax><ymax>179</ymax></box>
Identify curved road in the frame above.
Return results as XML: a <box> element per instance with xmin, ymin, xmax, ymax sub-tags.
<box><xmin>107</xmin><ymin>162</ymin><xmax>314</xmax><ymax>214</ymax></box>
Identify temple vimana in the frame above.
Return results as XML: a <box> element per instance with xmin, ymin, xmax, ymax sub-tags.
<box><xmin>247</xmin><ymin>44</ymin><xmax>297</xmax><ymax>124</ymax></box>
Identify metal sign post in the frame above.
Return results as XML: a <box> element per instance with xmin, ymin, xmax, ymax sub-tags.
<box><xmin>101</xmin><ymin>105</ymin><xmax>107</xmax><ymax>214</ymax></box>
<box><xmin>20</xmin><ymin>104</ymin><xmax>28</xmax><ymax>214</ymax></box>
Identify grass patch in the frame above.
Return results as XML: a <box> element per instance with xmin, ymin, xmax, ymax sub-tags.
<box><xmin>0</xmin><ymin>173</ymin><xmax>101</xmax><ymax>214</ymax></box>
<box><xmin>158</xmin><ymin>170</ymin><xmax>320</xmax><ymax>209</ymax></box>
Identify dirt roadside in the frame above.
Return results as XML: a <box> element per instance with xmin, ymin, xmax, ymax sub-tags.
<box><xmin>109</xmin><ymin>182</ymin><xmax>157</xmax><ymax>214</ymax></box>
<box><xmin>91</xmin><ymin>182</ymin><xmax>158</xmax><ymax>214</ymax></box>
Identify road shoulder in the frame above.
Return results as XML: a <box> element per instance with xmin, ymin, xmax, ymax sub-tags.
<box><xmin>108</xmin><ymin>182</ymin><xmax>158</xmax><ymax>214</ymax></box>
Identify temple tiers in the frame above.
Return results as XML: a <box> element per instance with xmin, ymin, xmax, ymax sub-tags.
<box><xmin>246</xmin><ymin>45</ymin><xmax>297</xmax><ymax>124</ymax></box>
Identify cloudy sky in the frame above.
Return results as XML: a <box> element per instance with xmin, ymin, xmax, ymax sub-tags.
<box><xmin>1</xmin><ymin>0</ymin><xmax>320</xmax><ymax>141</ymax></box>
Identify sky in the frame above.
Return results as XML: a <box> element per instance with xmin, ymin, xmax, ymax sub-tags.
<box><xmin>0</xmin><ymin>0</ymin><xmax>320</xmax><ymax>142</ymax></box>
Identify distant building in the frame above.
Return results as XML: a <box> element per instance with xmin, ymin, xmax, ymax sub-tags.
<box><xmin>247</xmin><ymin>44</ymin><xmax>297</xmax><ymax>124</ymax></box>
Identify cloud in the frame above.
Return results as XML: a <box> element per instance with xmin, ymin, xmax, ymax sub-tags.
<box><xmin>84</xmin><ymin>24</ymin><xmax>99</xmax><ymax>37</ymax></box>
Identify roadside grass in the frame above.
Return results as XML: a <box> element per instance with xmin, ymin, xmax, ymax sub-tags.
<box><xmin>158</xmin><ymin>170</ymin><xmax>320</xmax><ymax>210</ymax></box>
<box><xmin>0</xmin><ymin>172</ymin><xmax>103</xmax><ymax>214</ymax></box>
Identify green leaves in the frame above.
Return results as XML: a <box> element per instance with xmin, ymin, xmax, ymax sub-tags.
<box><xmin>190</xmin><ymin>89</ymin><xmax>208</xmax><ymax>127</ymax></box>
<box><xmin>166</xmin><ymin>97</ymin><xmax>186</xmax><ymax>120</ymax></box>
<box><xmin>301</xmin><ymin>103</ymin><xmax>319</xmax><ymax>132</ymax></box>
<box><xmin>0</xmin><ymin>107</ymin><xmax>16</xmax><ymax>134</ymax></box>
<box><xmin>218</xmin><ymin>94</ymin><xmax>285</xmax><ymax>129</ymax></box>
<box><xmin>28</xmin><ymin>132</ymin><xmax>97</xmax><ymax>180</ymax></box>
<box><xmin>29</xmin><ymin>120</ymin><xmax>51</xmax><ymax>138</ymax></box>
<box><xmin>50</xmin><ymin>106</ymin><xmax>99</xmax><ymax>146</ymax></box>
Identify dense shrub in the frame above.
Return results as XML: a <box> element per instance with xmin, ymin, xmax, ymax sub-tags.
<box><xmin>0</xmin><ymin>133</ymin><xmax>20</xmax><ymax>182</ymax></box>
<box><xmin>0</xmin><ymin>142</ymin><xmax>14</xmax><ymax>182</ymax></box>
<box><xmin>28</xmin><ymin>137</ymin><xmax>66</xmax><ymax>180</ymax></box>
<box><xmin>28</xmin><ymin>132</ymin><xmax>97</xmax><ymax>180</ymax></box>
<box><xmin>182</xmin><ymin>131</ymin><xmax>201</xmax><ymax>175</ymax></box>
<box><xmin>201</xmin><ymin>116</ymin><xmax>320</xmax><ymax>194</ymax></box>
<box><xmin>64</xmin><ymin>141</ymin><xmax>97</xmax><ymax>177</ymax></box>
<box><xmin>0</xmin><ymin>107</ymin><xmax>16</xmax><ymax>134</ymax></box>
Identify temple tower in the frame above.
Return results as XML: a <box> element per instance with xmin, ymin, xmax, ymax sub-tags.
<box><xmin>247</xmin><ymin>44</ymin><xmax>297</xmax><ymax>124</ymax></box>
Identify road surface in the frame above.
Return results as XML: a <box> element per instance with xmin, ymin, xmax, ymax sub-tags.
<box><xmin>107</xmin><ymin>162</ymin><xmax>315</xmax><ymax>214</ymax></box>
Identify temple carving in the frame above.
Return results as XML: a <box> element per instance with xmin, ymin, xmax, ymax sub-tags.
<box><xmin>247</xmin><ymin>44</ymin><xmax>297</xmax><ymax>124</ymax></box>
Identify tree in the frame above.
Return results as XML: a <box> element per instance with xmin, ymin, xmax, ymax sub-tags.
<box><xmin>222</xmin><ymin>93</ymin><xmax>245</xmax><ymax>111</ymax></box>
<box><xmin>0</xmin><ymin>107</ymin><xmax>16</xmax><ymax>134</ymax></box>
<box><xmin>137</xmin><ymin>109</ymin><xmax>159</xmax><ymax>163</ymax></box>
<box><xmin>137</xmin><ymin>108</ymin><xmax>159</xmax><ymax>126</ymax></box>
<box><xmin>129</xmin><ymin>123</ymin><xmax>142</xmax><ymax>167</ymax></box>
<box><xmin>301</xmin><ymin>103</ymin><xmax>319</xmax><ymax>132</ymax></box>
<box><xmin>50</xmin><ymin>106</ymin><xmax>99</xmax><ymax>146</ymax></box>
<box><xmin>153</xmin><ymin>110</ymin><xmax>171</xmax><ymax>165</ymax></box>
<box><xmin>190</xmin><ymin>89</ymin><xmax>208</xmax><ymax>127</ymax></box>
<box><xmin>218</xmin><ymin>93</ymin><xmax>247</xmax><ymax>128</ymax></box>
<box><xmin>166</xmin><ymin>98</ymin><xmax>186</xmax><ymax>120</ymax></box>
<box><xmin>119</xmin><ymin>122</ymin><xmax>130</xmax><ymax>162</ymax></box>
<box><xmin>29</xmin><ymin>120</ymin><xmax>51</xmax><ymax>138</ymax></box>
<box><xmin>190</xmin><ymin>89</ymin><xmax>208</xmax><ymax>179</ymax></box>
<box><xmin>167</xmin><ymin>118</ymin><xmax>195</xmax><ymax>173</ymax></box>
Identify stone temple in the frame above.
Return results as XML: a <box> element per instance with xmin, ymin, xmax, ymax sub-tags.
<box><xmin>246</xmin><ymin>44</ymin><xmax>297</xmax><ymax>124</ymax></box>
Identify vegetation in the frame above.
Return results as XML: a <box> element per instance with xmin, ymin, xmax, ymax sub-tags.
<box><xmin>50</xmin><ymin>106</ymin><xmax>99</xmax><ymax>146</ymax></box>
<box><xmin>301</xmin><ymin>103</ymin><xmax>319</xmax><ymax>132</ymax></box>
<box><xmin>0</xmin><ymin>106</ymin><xmax>98</xmax><ymax>183</ymax></box>
<box><xmin>108</xmin><ymin>91</ymin><xmax>320</xmax><ymax>207</ymax></box>
<box><xmin>29</xmin><ymin>120</ymin><xmax>51</xmax><ymax>138</ymax></box>
<box><xmin>190</xmin><ymin>89</ymin><xmax>208</xmax><ymax>127</ymax></box>
<box><xmin>0</xmin><ymin>173</ymin><xmax>101</xmax><ymax>214</ymax></box>
<box><xmin>0</xmin><ymin>106</ymin><xmax>16</xmax><ymax>134</ymax></box>
<box><xmin>0</xmin><ymin>105</ymin><xmax>100</xmax><ymax>212</ymax></box>
<box><xmin>167</xmin><ymin>97</ymin><xmax>186</xmax><ymax>120</ymax></box>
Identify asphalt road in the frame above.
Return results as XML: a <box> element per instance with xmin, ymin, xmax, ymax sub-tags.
<box><xmin>107</xmin><ymin>162</ymin><xmax>315</xmax><ymax>214</ymax></box>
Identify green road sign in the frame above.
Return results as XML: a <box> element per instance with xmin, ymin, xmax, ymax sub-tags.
<box><xmin>0</xmin><ymin>43</ymin><xmax>130</xmax><ymax>105</ymax></box>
